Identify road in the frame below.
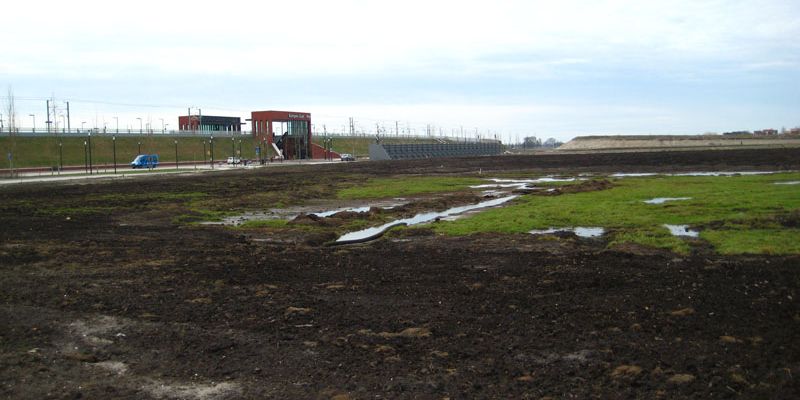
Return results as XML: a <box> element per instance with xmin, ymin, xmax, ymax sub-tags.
<box><xmin>0</xmin><ymin>159</ymin><xmax>348</xmax><ymax>185</ymax></box>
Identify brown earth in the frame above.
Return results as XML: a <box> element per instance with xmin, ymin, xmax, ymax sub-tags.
<box><xmin>1</xmin><ymin>148</ymin><xmax>799</xmax><ymax>399</ymax></box>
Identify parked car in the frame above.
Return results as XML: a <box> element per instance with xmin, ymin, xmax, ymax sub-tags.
<box><xmin>130</xmin><ymin>154</ymin><xmax>159</xmax><ymax>169</ymax></box>
<box><xmin>226</xmin><ymin>157</ymin><xmax>242</xmax><ymax>165</ymax></box>
<box><xmin>340</xmin><ymin>153</ymin><xmax>355</xmax><ymax>161</ymax></box>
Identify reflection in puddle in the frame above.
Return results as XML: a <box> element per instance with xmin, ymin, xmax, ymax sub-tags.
<box><xmin>335</xmin><ymin>195</ymin><xmax>518</xmax><ymax>243</ymax></box>
<box><xmin>529</xmin><ymin>227</ymin><xmax>605</xmax><ymax>238</ymax></box>
<box><xmin>312</xmin><ymin>206</ymin><xmax>371</xmax><ymax>217</ymax></box>
<box><xmin>644</xmin><ymin>197</ymin><xmax>692</xmax><ymax>204</ymax></box>
<box><xmin>471</xmin><ymin>177</ymin><xmax>580</xmax><ymax>190</ymax></box>
<box><xmin>612</xmin><ymin>171</ymin><xmax>783</xmax><ymax>178</ymax></box>
<box><xmin>664</xmin><ymin>224</ymin><xmax>699</xmax><ymax>237</ymax></box>
<box><xmin>205</xmin><ymin>201</ymin><xmax>405</xmax><ymax>226</ymax></box>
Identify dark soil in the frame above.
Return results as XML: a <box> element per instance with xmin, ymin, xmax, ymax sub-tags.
<box><xmin>1</xmin><ymin>148</ymin><xmax>799</xmax><ymax>399</ymax></box>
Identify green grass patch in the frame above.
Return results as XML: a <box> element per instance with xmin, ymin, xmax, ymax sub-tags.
<box><xmin>702</xmin><ymin>229</ymin><xmax>800</xmax><ymax>255</ymax></box>
<box><xmin>173</xmin><ymin>209</ymin><xmax>238</xmax><ymax>224</ymax></box>
<box><xmin>89</xmin><ymin>191</ymin><xmax>206</xmax><ymax>202</ymax></box>
<box><xmin>36</xmin><ymin>206</ymin><xmax>118</xmax><ymax>216</ymax></box>
<box><xmin>609</xmin><ymin>228</ymin><xmax>692</xmax><ymax>255</ymax></box>
<box><xmin>435</xmin><ymin>172</ymin><xmax>800</xmax><ymax>254</ymax></box>
<box><xmin>238</xmin><ymin>219</ymin><xmax>289</xmax><ymax>229</ymax></box>
<box><xmin>337</xmin><ymin>176</ymin><xmax>483</xmax><ymax>199</ymax></box>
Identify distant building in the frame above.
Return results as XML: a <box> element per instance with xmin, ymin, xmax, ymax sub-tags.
<box><xmin>722</xmin><ymin>131</ymin><xmax>752</xmax><ymax>136</ymax></box>
<box><xmin>753</xmin><ymin>129</ymin><xmax>778</xmax><ymax>136</ymax></box>
<box><xmin>178</xmin><ymin>115</ymin><xmax>241</xmax><ymax>132</ymax></box>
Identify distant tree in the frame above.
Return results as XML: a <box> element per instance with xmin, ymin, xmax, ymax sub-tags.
<box><xmin>4</xmin><ymin>86</ymin><xmax>16</xmax><ymax>134</ymax></box>
<box><xmin>523</xmin><ymin>136</ymin><xmax>542</xmax><ymax>148</ymax></box>
<box><xmin>543</xmin><ymin>138</ymin><xmax>563</xmax><ymax>148</ymax></box>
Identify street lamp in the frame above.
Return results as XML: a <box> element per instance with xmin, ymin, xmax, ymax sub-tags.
<box><xmin>160</xmin><ymin>118</ymin><xmax>164</xmax><ymax>134</ymax></box>
<box><xmin>83</xmin><ymin>140</ymin><xmax>88</xmax><ymax>174</ymax></box>
<box><xmin>29</xmin><ymin>114</ymin><xmax>35</xmax><ymax>133</ymax></box>
<box><xmin>112</xmin><ymin>136</ymin><xmax>117</xmax><ymax>174</ymax></box>
<box><xmin>81</xmin><ymin>121</ymin><xmax>86</xmax><ymax>132</ymax></box>
<box><xmin>136</xmin><ymin>117</ymin><xmax>142</xmax><ymax>134</ymax></box>
<box><xmin>58</xmin><ymin>142</ymin><xmax>63</xmax><ymax>173</ymax></box>
<box><xmin>174</xmin><ymin>139</ymin><xmax>178</xmax><ymax>171</ymax></box>
<box><xmin>87</xmin><ymin>132</ymin><xmax>93</xmax><ymax>175</ymax></box>
<box><xmin>138</xmin><ymin>141</ymin><xmax>141</xmax><ymax>155</ymax></box>
<box><xmin>113</xmin><ymin>116</ymin><xmax>118</xmax><ymax>134</ymax></box>
<box><xmin>203</xmin><ymin>140</ymin><xmax>206</xmax><ymax>166</ymax></box>
<box><xmin>210</xmin><ymin>136</ymin><xmax>214</xmax><ymax>169</ymax></box>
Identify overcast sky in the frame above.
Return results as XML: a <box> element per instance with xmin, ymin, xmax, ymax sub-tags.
<box><xmin>2</xmin><ymin>0</ymin><xmax>799</xmax><ymax>142</ymax></box>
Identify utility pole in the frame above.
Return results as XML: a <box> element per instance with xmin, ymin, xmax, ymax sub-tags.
<box><xmin>112</xmin><ymin>136</ymin><xmax>117</xmax><ymax>174</ymax></box>
<box><xmin>396</xmin><ymin>121</ymin><xmax>399</xmax><ymax>137</ymax></box>
<box><xmin>349</xmin><ymin>117</ymin><xmax>355</xmax><ymax>156</ymax></box>
<box><xmin>210</xmin><ymin>136</ymin><xmax>214</xmax><ymax>169</ymax></box>
<box><xmin>87</xmin><ymin>133</ymin><xmax>93</xmax><ymax>175</ymax></box>
<box><xmin>46</xmin><ymin>100</ymin><xmax>51</xmax><ymax>134</ymax></box>
<box><xmin>323</xmin><ymin>125</ymin><xmax>328</xmax><ymax>160</ymax></box>
<box><xmin>66</xmin><ymin>101</ymin><xmax>70</xmax><ymax>133</ymax></box>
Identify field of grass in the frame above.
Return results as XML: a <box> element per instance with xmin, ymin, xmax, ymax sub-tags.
<box><xmin>425</xmin><ymin>172</ymin><xmax>800</xmax><ymax>255</ymax></box>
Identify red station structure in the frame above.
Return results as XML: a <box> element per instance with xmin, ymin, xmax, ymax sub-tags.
<box><xmin>250</xmin><ymin>110</ymin><xmax>336</xmax><ymax>160</ymax></box>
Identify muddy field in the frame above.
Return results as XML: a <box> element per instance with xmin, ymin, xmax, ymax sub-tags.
<box><xmin>1</xmin><ymin>148</ymin><xmax>799</xmax><ymax>399</ymax></box>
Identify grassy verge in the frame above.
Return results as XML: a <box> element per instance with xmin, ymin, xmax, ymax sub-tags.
<box><xmin>434</xmin><ymin>172</ymin><xmax>800</xmax><ymax>254</ymax></box>
<box><xmin>0</xmin><ymin>135</ymin><xmax>450</xmax><ymax>168</ymax></box>
<box><xmin>337</xmin><ymin>176</ymin><xmax>483</xmax><ymax>199</ymax></box>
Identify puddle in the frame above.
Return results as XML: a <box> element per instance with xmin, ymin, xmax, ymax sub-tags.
<box><xmin>335</xmin><ymin>195</ymin><xmax>518</xmax><ymax>244</ymax></box>
<box><xmin>611</xmin><ymin>173</ymin><xmax>657</xmax><ymax>177</ymax></box>
<box><xmin>529</xmin><ymin>227</ymin><xmax>605</xmax><ymax>238</ymax></box>
<box><xmin>311</xmin><ymin>206</ymin><xmax>371</xmax><ymax>217</ymax></box>
<box><xmin>664</xmin><ymin>224</ymin><xmax>699</xmax><ymax>237</ymax></box>
<box><xmin>675</xmin><ymin>171</ymin><xmax>778</xmax><ymax>177</ymax></box>
<box><xmin>774</xmin><ymin>181</ymin><xmax>800</xmax><ymax>185</ymax></box>
<box><xmin>612</xmin><ymin>171</ymin><xmax>784</xmax><ymax>178</ymax></box>
<box><xmin>643</xmin><ymin>197</ymin><xmax>692</xmax><ymax>204</ymax></box>
<box><xmin>203</xmin><ymin>200</ymin><xmax>406</xmax><ymax>226</ymax></box>
<box><xmin>471</xmin><ymin>177</ymin><xmax>580</xmax><ymax>190</ymax></box>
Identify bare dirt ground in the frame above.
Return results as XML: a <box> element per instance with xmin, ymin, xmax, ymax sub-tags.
<box><xmin>1</xmin><ymin>148</ymin><xmax>799</xmax><ymax>399</ymax></box>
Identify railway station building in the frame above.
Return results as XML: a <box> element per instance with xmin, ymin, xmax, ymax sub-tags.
<box><xmin>251</xmin><ymin>110</ymin><xmax>331</xmax><ymax>160</ymax></box>
<box><xmin>178</xmin><ymin>115</ymin><xmax>241</xmax><ymax>132</ymax></box>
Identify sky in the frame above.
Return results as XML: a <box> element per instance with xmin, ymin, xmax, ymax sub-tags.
<box><xmin>1</xmin><ymin>0</ymin><xmax>799</xmax><ymax>143</ymax></box>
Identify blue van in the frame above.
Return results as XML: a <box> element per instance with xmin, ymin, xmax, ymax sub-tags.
<box><xmin>130</xmin><ymin>154</ymin><xmax>159</xmax><ymax>169</ymax></box>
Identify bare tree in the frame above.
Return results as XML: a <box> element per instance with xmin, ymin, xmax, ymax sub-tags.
<box><xmin>5</xmin><ymin>86</ymin><xmax>17</xmax><ymax>134</ymax></box>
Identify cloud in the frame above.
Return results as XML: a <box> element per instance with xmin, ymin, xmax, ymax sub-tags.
<box><xmin>2</xmin><ymin>0</ymin><xmax>798</xmax><ymax>140</ymax></box>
